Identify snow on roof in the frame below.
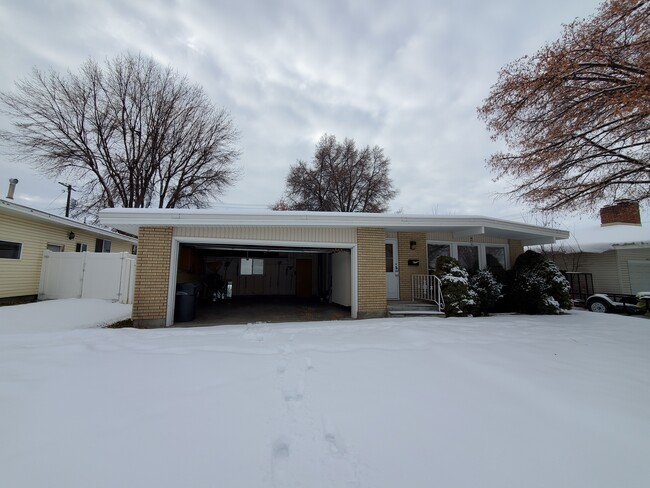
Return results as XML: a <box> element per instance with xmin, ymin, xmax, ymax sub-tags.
<box><xmin>553</xmin><ymin>222</ymin><xmax>649</xmax><ymax>253</ymax></box>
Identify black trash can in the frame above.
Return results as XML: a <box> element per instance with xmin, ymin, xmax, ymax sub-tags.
<box><xmin>174</xmin><ymin>282</ymin><xmax>198</xmax><ymax>322</ymax></box>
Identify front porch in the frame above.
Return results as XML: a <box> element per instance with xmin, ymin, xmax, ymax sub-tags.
<box><xmin>386</xmin><ymin>273</ymin><xmax>445</xmax><ymax>317</ymax></box>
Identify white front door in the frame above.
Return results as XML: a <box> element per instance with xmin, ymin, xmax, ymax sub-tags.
<box><xmin>385</xmin><ymin>238</ymin><xmax>399</xmax><ymax>300</ymax></box>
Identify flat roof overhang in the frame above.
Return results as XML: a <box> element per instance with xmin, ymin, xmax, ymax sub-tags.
<box><xmin>99</xmin><ymin>208</ymin><xmax>570</xmax><ymax>246</ymax></box>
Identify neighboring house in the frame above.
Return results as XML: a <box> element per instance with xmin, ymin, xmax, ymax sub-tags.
<box><xmin>0</xmin><ymin>198</ymin><xmax>137</xmax><ymax>304</ymax></box>
<box><xmin>543</xmin><ymin>201</ymin><xmax>650</xmax><ymax>296</ymax></box>
<box><xmin>99</xmin><ymin>208</ymin><xmax>569</xmax><ymax>327</ymax></box>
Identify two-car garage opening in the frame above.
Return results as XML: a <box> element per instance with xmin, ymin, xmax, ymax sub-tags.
<box><xmin>172</xmin><ymin>242</ymin><xmax>354</xmax><ymax>326</ymax></box>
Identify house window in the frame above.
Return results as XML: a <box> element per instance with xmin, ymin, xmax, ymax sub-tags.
<box><xmin>427</xmin><ymin>242</ymin><xmax>509</xmax><ymax>274</ymax></box>
<box><xmin>47</xmin><ymin>243</ymin><xmax>64</xmax><ymax>252</ymax></box>
<box><xmin>427</xmin><ymin>243</ymin><xmax>451</xmax><ymax>273</ymax></box>
<box><xmin>75</xmin><ymin>243</ymin><xmax>88</xmax><ymax>252</ymax></box>
<box><xmin>457</xmin><ymin>245</ymin><xmax>479</xmax><ymax>274</ymax></box>
<box><xmin>486</xmin><ymin>246</ymin><xmax>507</xmax><ymax>270</ymax></box>
<box><xmin>241</xmin><ymin>258</ymin><xmax>264</xmax><ymax>275</ymax></box>
<box><xmin>0</xmin><ymin>240</ymin><xmax>22</xmax><ymax>259</ymax></box>
<box><xmin>95</xmin><ymin>239</ymin><xmax>112</xmax><ymax>253</ymax></box>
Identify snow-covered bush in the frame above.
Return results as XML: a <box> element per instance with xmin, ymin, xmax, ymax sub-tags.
<box><xmin>469</xmin><ymin>269</ymin><xmax>503</xmax><ymax>316</ymax></box>
<box><xmin>511</xmin><ymin>250</ymin><xmax>572</xmax><ymax>314</ymax></box>
<box><xmin>435</xmin><ymin>256</ymin><xmax>476</xmax><ymax>317</ymax></box>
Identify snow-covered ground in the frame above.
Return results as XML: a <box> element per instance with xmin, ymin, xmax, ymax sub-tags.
<box><xmin>1</xmin><ymin>300</ymin><xmax>649</xmax><ymax>488</ymax></box>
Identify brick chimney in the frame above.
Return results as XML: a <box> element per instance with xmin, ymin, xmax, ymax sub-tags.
<box><xmin>600</xmin><ymin>200</ymin><xmax>641</xmax><ymax>226</ymax></box>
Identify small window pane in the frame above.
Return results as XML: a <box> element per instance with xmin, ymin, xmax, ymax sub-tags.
<box><xmin>457</xmin><ymin>245</ymin><xmax>479</xmax><ymax>273</ymax></box>
<box><xmin>241</xmin><ymin>258</ymin><xmax>263</xmax><ymax>275</ymax></box>
<box><xmin>0</xmin><ymin>240</ymin><xmax>22</xmax><ymax>259</ymax></box>
<box><xmin>241</xmin><ymin>258</ymin><xmax>253</xmax><ymax>275</ymax></box>
<box><xmin>385</xmin><ymin>244</ymin><xmax>394</xmax><ymax>273</ymax></box>
<box><xmin>427</xmin><ymin>244</ymin><xmax>450</xmax><ymax>273</ymax></box>
<box><xmin>47</xmin><ymin>243</ymin><xmax>63</xmax><ymax>252</ymax></box>
<box><xmin>486</xmin><ymin>246</ymin><xmax>506</xmax><ymax>269</ymax></box>
<box><xmin>95</xmin><ymin>238</ymin><xmax>111</xmax><ymax>253</ymax></box>
<box><xmin>76</xmin><ymin>243</ymin><xmax>88</xmax><ymax>252</ymax></box>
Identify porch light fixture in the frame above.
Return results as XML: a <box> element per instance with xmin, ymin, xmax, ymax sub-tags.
<box><xmin>68</xmin><ymin>232</ymin><xmax>75</xmax><ymax>240</ymax></box>
<box><xmin>410</xmin><ymin>240</ymin><xmax>416</xmax><ymax>250</ymax></box>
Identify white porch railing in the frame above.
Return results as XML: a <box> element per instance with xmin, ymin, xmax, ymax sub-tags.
<box><xmin>412</xmin><ymin>274</ymin><xmax>445</xmax><ymax>311</ymax></box>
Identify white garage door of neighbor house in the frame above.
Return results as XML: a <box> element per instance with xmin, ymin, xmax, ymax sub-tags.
<box><xmin>628</xmin><ymin>260</ymin><xmax>650</xmax><ymax>293</ymax></box>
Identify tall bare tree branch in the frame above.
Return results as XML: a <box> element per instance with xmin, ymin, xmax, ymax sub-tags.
<box><xmin>478</xmin><ymin>0</ymin><xmax>650</xmax><ymax>213</ymax></box>
<box><xmin>0</xmin><ymin>52</ymin><xmax>240</xmax><ymax>217</ymax></box>
<box><xmin>274</xmin><ymin>134</ymin><xmax>397</xmax><ymax>212</ymax></box>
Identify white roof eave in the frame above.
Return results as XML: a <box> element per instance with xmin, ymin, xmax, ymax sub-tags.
<box><xmin>98</xmin><ymin>208</ymin><xmax>569</xmax><ymax>244</ymax></box>
<box><xmin>1</xmin><ymin>199</ymin><xmax>137</xmax><ymax>244</ymax></box>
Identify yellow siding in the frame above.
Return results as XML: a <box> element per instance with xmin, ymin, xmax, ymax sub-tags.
<box><xmin>174</xmin><ymin>226</ymin><xmax>356</xmax><ymax>243</ymax></box>
<box><xmin>549</xmin><ymin>251</ymin><xmax>621</xmax><ymax>294</ymax></box>
<box><xmin>616</xmin><ymin>248</ymin><xmax>650</xmax><ymax>294</ymax></box>
<box><xmin>0</xmin><ymin>212</ymin><xmax>135</xmax><ymax>299</ymax></box>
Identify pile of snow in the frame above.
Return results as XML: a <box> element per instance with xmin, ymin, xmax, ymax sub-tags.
<box><xmin>0</xmin><ymin>304</ymin><xmax>649</xmax><ymax>487</ymax></box>
<box><xmin>0</xmin><ymin>298</ymin><xmax>131</xmax><ymax>332</ymax></box>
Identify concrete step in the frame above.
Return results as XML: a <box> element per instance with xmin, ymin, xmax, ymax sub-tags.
<box><xmin>387</xmin><ymin>301</ymin><xmax>444</xmax><ymax>317</ymax></box>
<box><xmin>388</xmin><ymin>310</ymin><xmax>445</xmax><ymax>317</ymax></box>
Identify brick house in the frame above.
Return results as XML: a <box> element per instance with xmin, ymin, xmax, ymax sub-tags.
<box><xmin>99</xmin><ymin>208</ymin><xmax>569</xmax><ymax>328</ymax></box>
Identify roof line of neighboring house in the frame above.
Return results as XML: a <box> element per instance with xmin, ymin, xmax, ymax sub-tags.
<box><xmin>99</xmin><ymin>208</ymin><xmax>570</xmax><ymax>246</ymax></box>
<box><xmin>1</xmin><ymin>198</ymin><xmax>137</xmax><ymax>244</ymax></box>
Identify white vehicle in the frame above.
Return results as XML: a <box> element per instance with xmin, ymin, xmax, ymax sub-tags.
<box><xmin>586</xmin><ymin>292</ymin><xmax>650</xmax><ymax>314</ymax></box>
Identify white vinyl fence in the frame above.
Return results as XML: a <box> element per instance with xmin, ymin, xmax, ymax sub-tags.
<box><xmin>38</xmin><ymin>251</ymin><xmax>136</xmax><ymax>304</ymax></box>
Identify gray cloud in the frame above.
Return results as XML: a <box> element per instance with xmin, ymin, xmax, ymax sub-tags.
<box><xmin>0</xmin><ymin>0</ymin><xmax>616</xmax><ymax>225</ymax></box>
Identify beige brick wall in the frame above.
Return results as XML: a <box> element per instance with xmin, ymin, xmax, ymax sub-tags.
<box><xmin>508</xmin><ymin>240</ymin><xmax>524</xmax><ymax>267</ymax></box>
<box><xmin>357</xmin><ymin>228</ymin><xmax>387</xmax><ymax>317</ymax></box>
<box><xmin>132</xmin><ymin>227</ymin><xmax>173</xmax><ymax>328</ymax></box>
<box><xmin>397</xmin><ymin>232</ymin><xmax>428</xmax><ymax>300</ymax></box>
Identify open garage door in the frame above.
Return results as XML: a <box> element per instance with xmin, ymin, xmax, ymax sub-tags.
<box><xmin>171</xmin><ymin>242</ymin><xmax>353</xmax><ymax>326</ymax></box>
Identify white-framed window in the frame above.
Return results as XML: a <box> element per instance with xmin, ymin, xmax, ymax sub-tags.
<box><xmin>47</xmin><ymin>243</ymin><xmax>64</xmax><ymax>252</ymax></box>
<box><xmin>427</xmin><ymin>241</ymin><xmax>509</xmax><ymax>273</ymax></box>
<box><xmin>240</xmin><ymin>258</ymin><xmax>264</xmax><ymax>275</ymax></box>
<box><xmin>457</xmin><ymin>244</ymin><xmax>480</xmax><ymax>273</ymax></box>
<box><xmin>75</xmin><ymin>243</ymin><xmax>88</xmax><ymax>252</ymax></box>
<box><xmin>427</xmin><ymin>243</ymin><xmax>451</xmax><ymax>273</ymax></box>
<box><xmin>0</xmin><ymin>240</ymin><xmax>22</xmax><ymax>259</ymax></box>
<box><xmin>95</xmin><ymin>238</ymin><xmax>111</xmax><ymax>253</ymax></box>
<box><xmin>485</xmin><ymin>245</ymin><xmax>507</xmax><ymax>269</ymax></box>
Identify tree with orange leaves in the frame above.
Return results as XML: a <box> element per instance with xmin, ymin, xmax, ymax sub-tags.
<box><xmin>478</xmin><ymin>0</ymin><xmax>650</xmax><ymax>213</ymax></box>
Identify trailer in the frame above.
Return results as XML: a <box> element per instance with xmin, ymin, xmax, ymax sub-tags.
<box><xmin>585</xmin><ymin>292</ymin><xmax>650</xmax><ymax>314</ymax></box>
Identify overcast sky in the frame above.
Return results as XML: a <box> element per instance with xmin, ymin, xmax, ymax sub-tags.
<box><xmin>1</xmin><ymin>0</ymin><xmax>626</xmax><ymax>230</ymax></box>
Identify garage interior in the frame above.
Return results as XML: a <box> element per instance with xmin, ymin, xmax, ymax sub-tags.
<box><xmin>173</xmin><ymin>243</ymin><xmax>352</xmax><ymax>326</ymax></box>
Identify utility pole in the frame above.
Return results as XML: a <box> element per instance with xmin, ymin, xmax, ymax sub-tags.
<box><xmin>58</xmin><ymin>182</ymin><xmax>75</xmax><ymax>217</ymax></box>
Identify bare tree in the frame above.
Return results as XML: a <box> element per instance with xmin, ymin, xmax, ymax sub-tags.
<box><xmin>478</xmin><ymin>0</ymin><xmax>650</xmax><ymax>213</ymax></box>
<box><xmin>274</xmin><ymin>134</ymin><xmax>396</xmax><ymax>212</ymax></box>
<box><xmin>0</xmin><ymin>53</ymin><xmax>240</xmax><ymax>216</ymax></box>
